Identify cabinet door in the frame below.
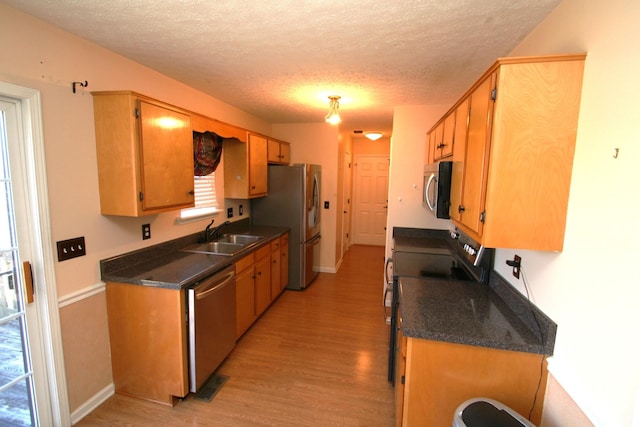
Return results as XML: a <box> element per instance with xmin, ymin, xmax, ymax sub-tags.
<box><xmin>254</xmin><ymin>247</ymin><xmax>272</xmax><ymax>316</ymax></box>
<box><xmin>139</xmin><ymin>100</ymin><xmax>194</xmax><ymax>212</ymax></box>
<box><xmin>267</xmin><ymin>139</ymin><xmax>280</xmax><ymax>163</ymax></box>
<box><xmin>248</xmin><ymin>134</ymin><xmax>268</xmax><ymax>196</ymax></box>
<box><xmin>449</xmin><ymin>99</ymin><xmax>469</xmax><ymax>222</ymax></box>
<box><xmin>432</xmin><ymin>121</ymin><xmax>445</xmax><ymax>161</ymax></box>
<box><xmin>270</xmin><ymin>240</ymin><xmax>281</xmax><ymax>300</ymax></box>
<box><xmin>235</xmin><ymin>261</ymin><xmax>256</xmax><ymax>339</ymax></box>
<box><xmin>425</xmin><ymin>131</ymin><xmax>434</xmax><ymax>165</ymax></box>
<box><xmin>280</xmin><ymin>234</ymin><xmax>289</xmax><ymax>291</ymax></box>
<box><xmin>279</xmin><ymin>142</ymin><xmax>290</xmax><ymax>164</ymax></box>
<box><xmin>439</xmin><ymin>112</ymin><xmax>455</xmax><ymax>159</ymax></box>
<box><xmin>457</xmin><ymin>73</ymin><xmax>495</xmax><ymax>236</ymax></box>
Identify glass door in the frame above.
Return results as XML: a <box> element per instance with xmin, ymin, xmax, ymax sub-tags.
<box><xmin>0</xmin><ymin>99</ymin><xmax>38</xmax><ymax>426</ymax></box>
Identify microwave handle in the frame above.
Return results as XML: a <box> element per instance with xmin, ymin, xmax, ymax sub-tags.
<box><xmin>425</xmin><ymin>173</ymin><xmax>437</xmax><ymax>211</ymax></box>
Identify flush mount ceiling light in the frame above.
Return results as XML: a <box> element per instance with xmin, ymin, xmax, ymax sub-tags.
<box><xmin>365</xmin><ymin>132</ymin><xmax>383</xmax><ymax>141</ymax></box>
<box><xmin>325</xmin><ymin>95</ymin><xmax>341</xmax><ymax>125</ymax></box>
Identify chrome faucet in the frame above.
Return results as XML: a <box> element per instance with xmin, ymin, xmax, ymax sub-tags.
<box><xmin>203</xmin><ymin>220</ymin><xmax>231</xmax><ymax>242</ymax></box>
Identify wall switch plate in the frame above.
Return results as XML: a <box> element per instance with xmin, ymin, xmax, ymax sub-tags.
<box><xmin>56</xmin><ymin>237</ymin><xmax>86</xmax><ymax>262</ymax></box>
<box><xmin>324</xmin><ymin>201</ymin><xmax>329</xmax><ymax>209</ymax></box>
<box><xmin>227</xmin><ymin>207</ymin><xmax>233</xmax><ymax>218</ymax></box>
<box><xmin>239</xmin><ymin>204</ymin><xmax>243</xmax><ymax>216</ymax></box>
<box><xmin>142</xmin><ymin>224</ymin><xmax>151</xmax><ymax>240</ymax></box>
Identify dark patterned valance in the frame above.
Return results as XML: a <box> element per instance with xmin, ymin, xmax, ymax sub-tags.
<box><xmin>193</xmin><ymin>131</ymin><xmax>223</xmax><ymax>176</ymax></box>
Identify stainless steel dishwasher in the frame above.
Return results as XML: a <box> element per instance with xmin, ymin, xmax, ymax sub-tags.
<box><xmin>187</xmin><ymin>264</ymin><xmax>236</xmax><ymax>392</ymax></box>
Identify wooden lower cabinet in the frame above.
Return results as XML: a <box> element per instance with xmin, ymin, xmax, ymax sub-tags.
<box><xmin>235</xmin><ymin>253</ymin><xmax>256</xmax><ymax>339</ymax></box>
<box><xmin>105</xmin><ymin>282</ymin><xmax>188</xmax><ymax>406</ymax></box>
<box><xmin>235</xmin><ymin>235</ymin><xmax>288</xmax><ymax>340</ymax></box>
<box><xmin>398</xmin><ymin>338</ymin><xmax>547</xmax><ymax>426</ymax></box>
<box><xmin>270</xmin><ymin>238</ymin><xmax>281</xmax><ymax>299</ymax></box>
<box><xmin>254</xmin><ymin>245</ymin><xmax>271</xmax><ymax>316</ymax></box>
<box><xmin>279</xmin><ymin>233</ymin><xmax>289</xmax><ymax>291</ymax></box>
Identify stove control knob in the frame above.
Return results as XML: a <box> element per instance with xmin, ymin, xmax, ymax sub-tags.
<box><xmin>468</xmin><ymin>247</ymin><xmax>477</xmax><ymax>256</ymax></box>
<box><xmin>450</xmin><ymin>231</ymin><xmax>460</xmax><ymax>240</ymax></box>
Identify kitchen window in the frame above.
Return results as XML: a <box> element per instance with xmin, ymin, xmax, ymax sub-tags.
<box><xmin>179</xmin><ymin>131</ymin><xmax>223</xmax><ymax>221</ymax></box>
<box><xmin>179</xmin><ymin>173</ymin><xmax>221</xmax><ymax>220</ymax></box>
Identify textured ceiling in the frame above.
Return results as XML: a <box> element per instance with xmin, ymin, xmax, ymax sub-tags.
<box><xmin>2</xmin><ymin>0</ymin><xmax>562</xmax><ymax>136</ymax></box>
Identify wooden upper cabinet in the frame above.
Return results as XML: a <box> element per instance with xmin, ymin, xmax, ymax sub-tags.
<box><xmin>224</xmin><ymin>132</ymin><xmax>268</xmax><ymax>198</ymax></box>
<box><xmin>455</xmin><ymin>74</ymin><xmax>495</xmax><ymax>237</ymax></box>
<box><xmin>267</xmin><ymin>138</ymin><xmax>291</xmax><ymax>164</ymax></box>
<box><xmin>92</xmin><ymin>91</ymin><xmax>194</xmax><ymax>216</ymax></box>
<box><xmin>248</xmin><ymin>134</ymin><xmax>268</xmax><ymax>196</ymax></box>
<box><xmin>436</xmin><ymin>113</ymin><xmax>455</xmax><ymax>160</ymax></box>
<box><xmin>450</xmin><ymin>54</ymin><xmax>586</xmax><ymax>251</ymax></box>
<box><xmin>448</xmin><ymin>98</ymin><xmax>470</xmax><ymax>223</ymax></box>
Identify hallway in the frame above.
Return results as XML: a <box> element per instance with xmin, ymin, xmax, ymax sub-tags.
<box><xmin>77</xmin><ymin>245</ymin><xmax>395</xmax><ymax>426</ymax></box>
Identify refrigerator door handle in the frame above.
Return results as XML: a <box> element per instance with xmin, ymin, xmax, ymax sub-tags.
<box><xmin>305</xmin><ymin>234</ymin><xmax>321</xmax><ymax>245</ymax></box>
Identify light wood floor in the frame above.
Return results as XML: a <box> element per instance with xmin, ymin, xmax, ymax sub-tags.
<box><xmin>77</xmin><ymin>244</ymin><xmax>395</xmax><ymax>426</ymax></box>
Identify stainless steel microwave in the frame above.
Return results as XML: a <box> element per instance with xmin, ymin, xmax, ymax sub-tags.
<box><xmin>422</xmin><ymin>161</ymin><xmax>452</xmax><ymax>219</ymax></box>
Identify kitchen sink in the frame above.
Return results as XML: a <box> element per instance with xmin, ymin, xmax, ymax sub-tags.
<box><xmin>181</xmin><ymin>241</ymin><xmax>245</xmax><ymax>256</ymax></box>
<box><xmin>216</xmin><ymin>234</ymin><xmax>263</xmax><ymax>245</ymax></box>
<box><xmin>180</xmin><ymin>234</ymin><xmax>263</xmax><ymax>256</ymax></box>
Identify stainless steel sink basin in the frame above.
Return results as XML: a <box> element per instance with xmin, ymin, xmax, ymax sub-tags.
<box><xmin>181</xmin><ymin>241</ymin><xmax>244</xmax><ymax>256</ymax></box>
<box><xmin>216</xmin><ymin>234</ymin><xmax>263</xmax><ymax>245</ymax></box>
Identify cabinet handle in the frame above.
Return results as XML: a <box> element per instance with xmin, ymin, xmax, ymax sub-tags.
<box><xmin>458</xmin><ymin>205</ymin><xmax>465</xmax><ymax>213</ymax></box>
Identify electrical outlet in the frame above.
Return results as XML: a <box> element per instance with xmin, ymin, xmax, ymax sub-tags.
<box><xmin>512</xmin><ymin>255</ymin><xmax>521</xmax><ymax>279</ymax></box>
<box><xmin>227</xmin><ymin>207</ymin><xmax>233</xmax><ymax>218</ymax></box>
<box><xmin>142</xmin><ymin>224</ymin><xmax>151</xmax><ymax>240</ymax></box>
<box><xmin>239</xmin><ymin>204</ymin><xmax>243</xmax><ymax>216</ymax></box>
<box><xmin>56</xmin><ymin>237</ymin><xmax>86</xmax><ymax>262</ymax></box>
<box><xmin>324</xmin><ymin>201</ymin><xmax>329</xmax><ymax>209</ymax></box>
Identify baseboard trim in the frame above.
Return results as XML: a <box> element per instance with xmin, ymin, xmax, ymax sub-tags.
<box><xmin>70</xmin><ymin>383</ymin><xmax>114</xmax><ymax>425</ymax></box>
<box><xmin>316</xmin><ymin>266</ymin><xmax>337</xmax><ymax>273</ymax></box>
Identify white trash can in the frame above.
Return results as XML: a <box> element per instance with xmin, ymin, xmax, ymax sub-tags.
<box><xmin>453</xmin><ymin>398</ymin><xmax>536</xmax><ymax>427</ymax></box>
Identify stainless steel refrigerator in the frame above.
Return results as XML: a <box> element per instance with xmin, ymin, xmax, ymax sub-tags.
<box><xmin>251</xmin><ymin>164</ymin><xmax>321</xmax><ymax>290</ymax></box>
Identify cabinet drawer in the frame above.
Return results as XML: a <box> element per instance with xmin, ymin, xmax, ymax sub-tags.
<box><xmin>255</xmin><ymin>244</ymin><xmax>271</xmax><ymax>260</ymax></box>
<box><xmin>235</xmin><ymin>253</ymin><xmax>254</xmax><ymax>273</ymax></box>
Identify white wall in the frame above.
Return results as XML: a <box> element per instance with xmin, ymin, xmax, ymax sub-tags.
<box><xmin>492</xmin><ymin>0</ymin><xmax>640</xmax><ymax>425</ymax></box>
<box><xmin>385</xmin><ymin>105</ymin><xmax>449</xmax><ymax>258</ymax></box>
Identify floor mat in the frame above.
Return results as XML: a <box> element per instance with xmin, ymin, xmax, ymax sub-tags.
<box><xmin>193</xmin><ymin>374</ymin><xmax>229</xmax><ymax>402</ymax></box>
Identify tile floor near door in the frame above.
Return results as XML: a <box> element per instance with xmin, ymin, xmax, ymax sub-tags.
<box><xmin>77</xmin><ymin>245</ymin><xmax>395</xmax><ymax>426</ymax></box>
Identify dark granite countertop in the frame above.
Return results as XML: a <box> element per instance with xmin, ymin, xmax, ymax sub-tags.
<box><xmin>392</xmin><ymin>227</ymin><xmax>451</xmax><ymax>254</ymax></box>
<box><xmin>399</xmin><ymin>274</ymin><xmax>556</xmax><ymax>355</ymax></box>
<box><xmin>100</xmin><ymin>220</ymin><xmax>288</xmax><ymax>290</ymax></box>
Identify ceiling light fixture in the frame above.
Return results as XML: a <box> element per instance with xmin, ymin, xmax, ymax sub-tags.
<box><xmin>325</xmin><ymin>95</ymin><xmax>341</xmax><ymax>125</ymax></box>
<box><xmin>365</xmin><ymin>132</ymin><xmax>383</xmax><ymax>141</ymax></box>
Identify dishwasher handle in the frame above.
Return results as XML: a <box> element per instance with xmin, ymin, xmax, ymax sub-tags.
<box><xmin>193</xmin><ymin>269</ymin><xmax>235</xmax><ymax>300</ymax></box>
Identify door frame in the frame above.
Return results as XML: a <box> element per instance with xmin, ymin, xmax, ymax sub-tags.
<box><xmin>1</xmin><ymin>81</ymin><xmax>70</xmax><ymax>426</ymax></box>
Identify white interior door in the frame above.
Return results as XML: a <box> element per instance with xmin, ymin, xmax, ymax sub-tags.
<box><xmin>340</xmin><ymin>150</ymin><xmax>352</xmax><ymax>256</ymax></box>
<box><xmin>353</xmin><ymin>155</ymin><xmax>389</xmax><ymax>246</ymax></box>
<box><xmin>0</xmin><ymin>83</ymin><xmax>69</xmax><ymax>427</ymax></box>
